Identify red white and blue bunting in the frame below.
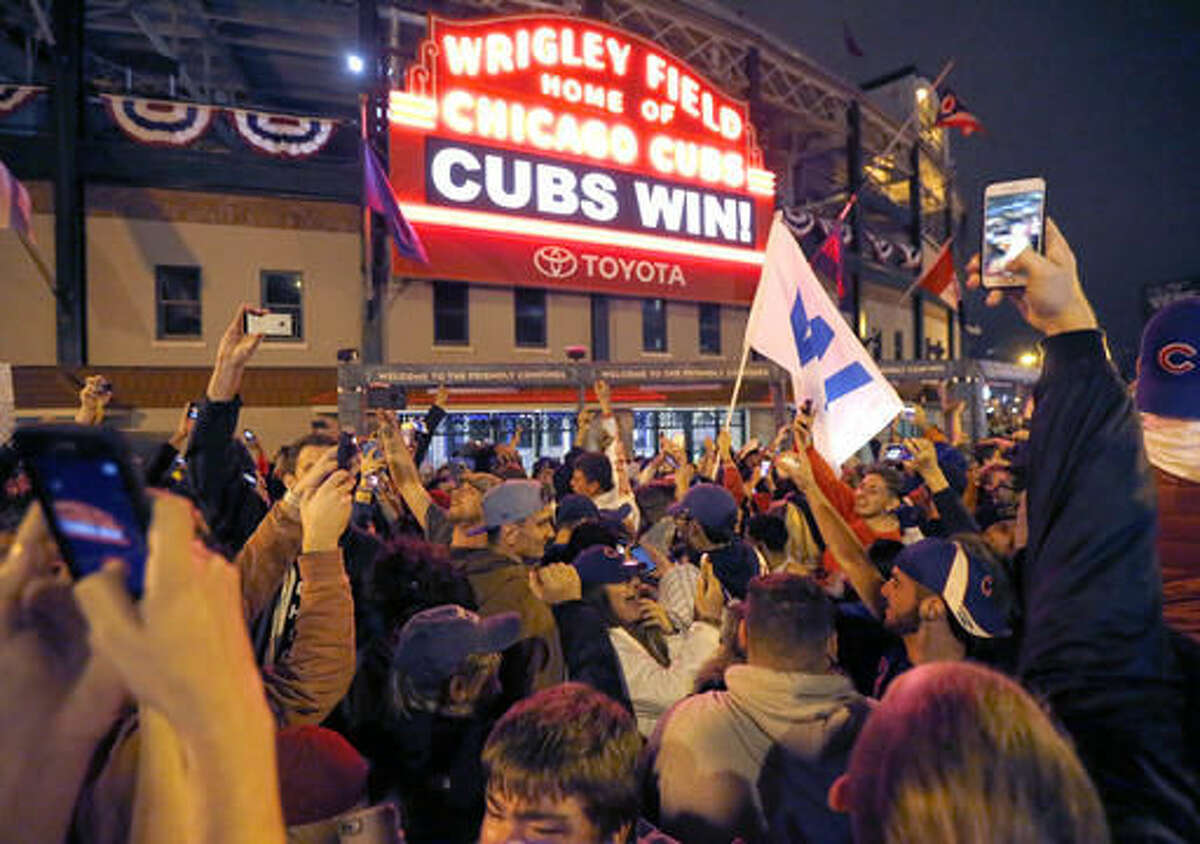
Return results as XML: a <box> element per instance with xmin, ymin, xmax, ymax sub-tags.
<box><xmin>0</xmin><ymin>85</ymin><xmax>45</xmax><ymax>115</ymax></box>
<box><xmin>783</xmin><ymin>205</ymin><xmax>928</xmax><ymax>274</ymax></box>
<box><xmin>229</xmin><ymin>109</ymin><xmax>335</xmax><ymax>159</ymax></box>
<box><xmin>102</xmin><ymin>95</ymin><xmax>214</xmax><ymax>147</ymax></box>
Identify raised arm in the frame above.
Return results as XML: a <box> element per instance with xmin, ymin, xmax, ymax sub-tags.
<box><xmin>967</xmin><ymin>219</ymin><xmax>1200</xmax><ymax>841</ymax></box>
<box><xmin>777</xmin><ymin>450</ymin><xmax>884</xmax><ymax>617</ymax></box>
<box><xmin>379</xmin><ymin>414</ymin><xmax>433</xmax><ymax>531</ymax></box>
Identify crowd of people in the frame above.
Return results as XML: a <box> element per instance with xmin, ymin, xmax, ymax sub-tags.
<box><xmin>1</xmin><ymin>219</ymin><xmax>1197</xmax><ymax>843</ymax></box>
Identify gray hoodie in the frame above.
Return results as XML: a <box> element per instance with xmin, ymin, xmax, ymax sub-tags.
<box><xmin>641</xmin><ymin>664</ymin><xmax>871</xmax><ymax>844</ymax></box>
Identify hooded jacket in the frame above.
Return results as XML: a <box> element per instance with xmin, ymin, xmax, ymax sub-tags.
<box><xmin>641</xmin><ymin>664</ymin><xmax>871</xmax><ymax>844</ymax></box>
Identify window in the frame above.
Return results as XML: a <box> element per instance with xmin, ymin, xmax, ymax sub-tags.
<box><xmin>155</xmin><ymin>265</ymin><xmax>201</xmax><ymax>338</ymax></box>
<box><xmin>590</xmin><ymin>295</ymin><xmax>609</xmax><ymax>361</ymax></box>
<box><xmin>514</xmin><ymin>288</ymin><xmax>547</xmax><ymax>347</ymax></box>
<box><xmin>893</xmin><ymin>331</ymin><xmax>905</xmax><ymax>360</ymax></box>
<box><xmin>434</xmin><ymin>281</ymin><xmax>469</xmax><ymax>345</ymax></box>
<box><xmin>260</xmin><ymin>270</ymin><xmax>304</xmax><ymax>341</ymax></box>
<box><xmin>698</xmin><ymin>303</ymin><xmax>721</xmax><ymax>355</ymax></box>
<box><xmin>642</xmin><ymin>298</ymin><xmax>667</xmax><ymax>353</ymax></box>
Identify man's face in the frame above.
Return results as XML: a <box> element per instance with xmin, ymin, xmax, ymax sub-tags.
<box><xmin>448</xmin><ymin>482</ymin><xmax>484</xmax><ymax>525</ymax></box>
<box><xmin>570</xmin><ymin>469</ymin><xmax>600</xmax><ymax>498</ymax></box>
<box><xmin>983</xmin><ymin>519</ymin><xmax>1017</xmax><ymax>558</ymax></box>
<box><xmin>480</xmin><ymin>788</ymin><xmax>613</xmax><ymax>844</ymax></box>
<box><xmin>604</xmin><ymin>579</ymin><xmax>642</xmax><ymax>627</ymax></box>
<box><xmin>854</xmin><ymin>473</ymin><xmax>896</xmax><ymax>519</ymax></box>
<box><xmin>291</xmin><ymin>444</ymin><xmax>327</xmax><ymax>487</ymax></box>
<box><xmin>509</xmin><ymin>505</ymin><xmax>554</xmax><ymax>560</ymax></box>
<box><xmin>881</xmin><ymin>567</ymin><xmax>923</xmax><ymax>635</ymax></box>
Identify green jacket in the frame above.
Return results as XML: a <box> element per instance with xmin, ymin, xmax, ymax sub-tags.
<box><xmin>452</xmin><ymin>548</ymin><xmax>565</xmax><ymax>692</ymax></box>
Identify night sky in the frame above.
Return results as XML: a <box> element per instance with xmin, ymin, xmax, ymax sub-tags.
<box><xmin>725</xmin><ymin>0</ymin><xmax>1200</xmax><ymax>373</ymax></box>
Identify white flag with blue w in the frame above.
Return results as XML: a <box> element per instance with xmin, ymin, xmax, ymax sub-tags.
<box><xmin>745</xmin><ymin>213</ymin><xmax>903</xmax><ymax>466</ymax></box>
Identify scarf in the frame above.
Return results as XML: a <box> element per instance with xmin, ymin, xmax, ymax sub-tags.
<box><xmin>1142</xmin><ymin>412</ymin><xmax>1200</xmax><ymax>484</ymax></box>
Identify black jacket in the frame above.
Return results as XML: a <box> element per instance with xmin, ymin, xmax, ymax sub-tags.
<box><xmin>1019</xmin><ymin>330</ymin><xmax>1200</xmax><ymax>841</ymax></box>
<box><xmin>552</xmin><ymin>600</ymin><xmax>633</xmax><ymax>713</ymax></box>
<box><xmin>186</xmin><ymin>396</ymin><xmax>268</xmax><ymax>551</ymax></box>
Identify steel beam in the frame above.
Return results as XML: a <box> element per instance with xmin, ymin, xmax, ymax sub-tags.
<box><xmin>53</xmin><ymin>0</ymin><xmax>87</xmax><ymax>366</ymax></box>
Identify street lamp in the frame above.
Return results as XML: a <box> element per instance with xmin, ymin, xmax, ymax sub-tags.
<box><xmin>1018</xmin><ymin>351</ymin><xmax>1039</xmax><ymax>368</ymax></box>
<box><xmin>346</xmin><ymin>53</ymin><xmax>365</xmax><ymax>74</ymax></box>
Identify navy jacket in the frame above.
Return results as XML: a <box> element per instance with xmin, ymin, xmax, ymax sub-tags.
<box><xmin>1019</xmin><ymin>330</ymin><xmax>1200</xmax><ymax>841</ymax></box>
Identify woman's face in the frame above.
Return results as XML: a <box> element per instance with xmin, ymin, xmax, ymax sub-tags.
<box><xmin>604</xmin><ymin>579</ymin><xmax>642</xmax><ymax>627</ymax></box>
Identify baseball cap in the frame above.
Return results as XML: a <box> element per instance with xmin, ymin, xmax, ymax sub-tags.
<box><xmin>1136</xmin><ymin>297</ymin><xmax>1200</xmax><ymax>420</ymax></box>
<box><xmin>469</xmin><ymin>479</ymin><xmax>549</xmax><ymax>535</ymax></box>
<box><xmin>391</xmin><ymin>605</ymin><xmax>522</xmax><ymax>688</ymax></box>
<box><xmin>556</xmin><ymin>493</ymin><xmax>600</xmax><ymax>528</ymax></box>
<box><xmin>669</xmin><ymin>483</ymin><xmax>738</xmax><ymax>535</ymax></box>
<box><xmin>571</xmin><ymin>544</ymin><xmax>640</xmax><ymax>590</ymax></box>
<box><xmin>892</xmin><ymin>538</ymin><xmax>1011</xmax><ymax>638</ymax></box>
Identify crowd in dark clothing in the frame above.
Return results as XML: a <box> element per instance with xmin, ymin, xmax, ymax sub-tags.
<box><xmin>1</xmin><ymin>241</ymin><xmax>1199</xmax><ymax>844</ymax></box>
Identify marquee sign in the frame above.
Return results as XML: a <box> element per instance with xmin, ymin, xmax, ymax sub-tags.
<box><xmin>388</xmin><ymin>14</ymin><xmax>775</xmax><ymax>305</ymax></box>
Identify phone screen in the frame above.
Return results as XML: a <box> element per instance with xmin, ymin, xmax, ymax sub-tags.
<box><xmin>883</xmin><ymin>444</ymin><xmax>912</xmax><ymax>462</ymax></box>
<box><xmin>630</xmin><ymin>545</ymin><xmax>656</xmax><ymax>572</ymax></box>
<box><xmin>983</xmin><ymin>186</ymin><xmax>1045</xmax><ymax>284</ymax></box>
<box><xmin>27</xmin><ymin>450</ymin><xmax>148</xmax><ymax>596</ymax></box>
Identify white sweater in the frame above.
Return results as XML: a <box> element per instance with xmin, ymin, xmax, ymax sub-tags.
<box><xmin>608</xmin><ymin>622</ymin><xmax>720</xmax><ymax>737</ymax></box>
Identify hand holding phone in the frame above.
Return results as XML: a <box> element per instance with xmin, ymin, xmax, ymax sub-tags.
<box><xmin>968</xmin><ymin>216</ymin><xmax>1098</xmax><ymax>337</ymax></box>
<box><xmin>14</xmin><ymin>425</ymin><xmax>150</xmax><ymax>597</ymax></box>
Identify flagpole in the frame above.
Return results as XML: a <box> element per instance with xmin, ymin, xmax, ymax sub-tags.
<box><xmin>359</xmin><ymin>94</ymin><xmax>372</xmax><ymax>302</ymax></box>
<box><xmin>723</xmin><ymin>337</ymin><xmax>752</xmax><ymax>432</ymax></box>
<box><xmin>16</xmin><ymin>229</ymin><xmax>57</xmax><ymax>298</ymax></box>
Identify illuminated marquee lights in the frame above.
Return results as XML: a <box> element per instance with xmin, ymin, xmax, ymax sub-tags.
<box><xmin>399</xmin><ymin>202</ymin><xmax>765</xmax><ymax>266</ymax></box>
<box><xmin>387</xmin><ymin>14</ymin><xmax>776</xmax><ymax>281</ymax></box>
<box><xmin>391</xmin><ymin>15</ymin><xmax>772</xmax><ymax>195</ymax></box>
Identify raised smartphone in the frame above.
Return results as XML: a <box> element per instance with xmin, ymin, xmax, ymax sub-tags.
<box><xmin>982</xmin><ymin>178</ymin><xmax>1046</xmax><ymax>288</ymax></box>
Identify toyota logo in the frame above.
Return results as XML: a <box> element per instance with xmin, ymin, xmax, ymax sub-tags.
<box><xmin>533</xmin><ymin>245</ymin><xmax>578</xmax><ymax>279</ymax></box>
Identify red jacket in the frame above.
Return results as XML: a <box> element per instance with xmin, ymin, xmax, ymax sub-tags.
<box><xmin>806</xmin><ymin>446</ymin><xmax>901</xmax><ymax>573</ymax></box>
<box><xmin>1155</xmin><ymin>466</ymin><xmax>1200</xmax><ymax>642</ymax></box>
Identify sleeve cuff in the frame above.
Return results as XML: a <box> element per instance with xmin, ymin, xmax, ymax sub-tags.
<box><xmin>296</xmin><ymin>550</ymin><xmax>346</xmax><ymax>583</ymax></box>
<box><xmin>1039</xmin><ymin>330</ymin><xmax>1109</xmax><ymax>380</ymax></box>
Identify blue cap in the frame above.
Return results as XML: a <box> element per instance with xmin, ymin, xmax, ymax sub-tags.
<box><xmin>892</xmin><ymin>538</ymin><xmax>1011</xmax><ymax>638</ymax></box>
<box><xmin>572</xmin><ymin>544</ymin><xmax>640</xmax><ymax>590</ymax></box>
<box><xmin>556</xmin><ymin>494</ymin><xmax>600</xmax><ymax>528</ymax></box>
<box><xmin>392</xmin><ymin>605</ymin><xmax>521</xmax><ymax>687</ymax></box>
<box><xmin>1136</xmin><ymin>297</ymin><xmax>1200</xmax><ymax>420</ymax></box>
<box><xmin>669</xmin><ymin>483</ymin><xmax>737</xmax><ymax>534</ymax></box>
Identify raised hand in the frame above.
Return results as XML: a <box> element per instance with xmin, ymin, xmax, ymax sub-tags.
<box><xmin>775</xmin><ymin>449</ymin><xmax>816</xmax><ymax>491</ymax></box>
<box><xmin>529</xmin><ymin>563</ymin><xmax>582</xmax><ymax>606</ymax></box>
<box><xmin>208</xmin><ymin>304</ymin><xmax>268</xmax><ymax>401</ymax></box>
<box><xmin>694</xmin><ymin>555</ymin><xmax>725</xmax><ymax>624</ymax></box>
<box><xmin>75</xmin><ymin>375</ymin><xmax>113</xmax><ymax>425</ymax></box>
<box><xmin>299</xmin><ymin>469</ymin><xmax>354</xmax><ymax>553</ymax></box>
<box><xmin>903</xmin><ymin>437</ymin><xmax>941</xmax><ymax>481</ymax></box>
<box><xmin>966</xmin><ymin>218</ymin><xmax>1097</xmax><ymax>337</ymax></box>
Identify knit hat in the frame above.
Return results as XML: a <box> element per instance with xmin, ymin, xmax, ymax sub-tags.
<box><xmin>1136</xmin><ymin>297</ymin><xmax>1200</xmax><ymax>420</ymax></box>
<box><xmin>276</xmin><ymin>726</ymin><xmax>369</xmax><ymax>826</ymax></box>
<box><xmin>892</xmin><ymin>538</ymin><xmax>1011</xmax><ymax>638</ymax></box>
